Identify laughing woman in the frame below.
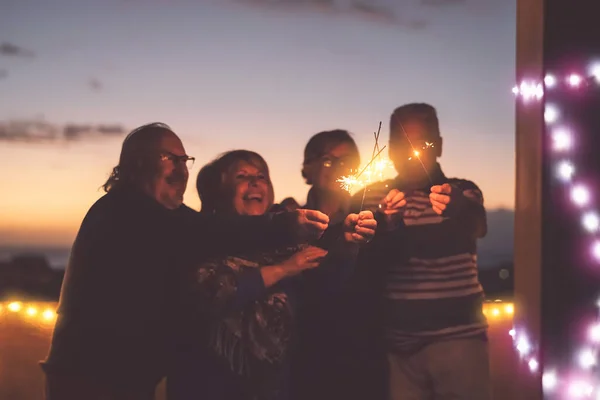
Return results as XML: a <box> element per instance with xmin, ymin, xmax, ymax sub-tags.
<box><xmin>168</xmin><ymin>150</ymin><xmax>376</xmax><ymax>400</ymax></box>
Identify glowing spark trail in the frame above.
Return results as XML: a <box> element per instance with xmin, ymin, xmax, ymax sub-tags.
<box><xmin>399</xmin><ymin>122</ymin><xmax>433</xmax><ymax>184</ymax></box>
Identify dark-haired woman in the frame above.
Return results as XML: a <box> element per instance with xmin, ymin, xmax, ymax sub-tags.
<box><xmin>290</xmin><ymin>130</ymin><xmax>368</xmax><ymax>400</ymax></box>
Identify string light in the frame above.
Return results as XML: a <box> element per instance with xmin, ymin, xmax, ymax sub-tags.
<box><xmin>0</xmin><ymin>301</ymin><xmax>56</xmax><ymax>325</ymax></box>
<box><xmin>556</xmin><ymin>160</ymin><xmax>575</xmax><ymax>182</ymax></box>
<box><xmin>582</xmin><ymin>211</ymin><xmax>600</xmax><ymax>233</ymax></box>
<box><xmin>545</xmin><ymin>105</ymin><xmax>560</xmax><ymax>124</ymax></box>
<box><xmin>551</xmin><ymin>127</ymin><xmax>573</xmax><ymax>152</ymax></box>
<box><xmin>513</xmin><ymin>68</ymin><xmax>600</xmax><ymax>101</ymax></box>
<box><xmin>0</xmin><ymin>300</ymin><xmax>515</xmax><ymax>325</ymax></box>
<box><xmin>481</xmin><ymin>300</ymin><xmax>515</xmax><ymax>320</ymax></box>
<box><xmin>8</xmin><ymin>301</ymin><xmax>22</xmax><ymax>312</ymax></box>
<box><xmin>592</xmin><ymin>240</ymin><xmax>600</xmax><ymax>262</ymax></box>
<box><xmin>512</xmin><ymin>81</ymin><xmax>544</xmax><ymax>101</ymax></box>
<box><xmin>513</xmin><ymin>61</ymin><xmax>600</xmax><ymax>397</ymax></box>
<box><xmin>571</xmin><ymin>184</ymin><xmax>591</xmax><ymax>207</ymax></box>
<box><xmin>590</xmin><ymin>64</ymin><xmax>600</xmax><ymax>83</ymax></box>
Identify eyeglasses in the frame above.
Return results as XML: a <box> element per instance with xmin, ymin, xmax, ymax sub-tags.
<box><xmin>321</xmin><ymin>156</ymin><xmax>351</xmax><ymax>170</ymax></box>
<box><xmin>160</xmin><ymin>152</ymin><xmax>195</xmax><ymax>169</ymax></box>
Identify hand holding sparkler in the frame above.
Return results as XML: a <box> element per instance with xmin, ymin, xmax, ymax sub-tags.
<box><xmin>429</xmin><ymin>183</ymin><xmax>454</xmax><ymax>215</ymax></box>
<box><xmin>293</xmin><ymin>209</ymin><xmax>330</xmax><ymax>241</ymax></box>
<box><xmin>378</xmin><ymin>189</ymin><xmax>407</xmax><ymax>231</ymax></box>
<box><xmin>343</xmin><ymin>210</ymin><xmax>377</xmax><ymax>244</ymax></box>
<box><xmin>379</xmin><ymin>189</ymin><xmax>406</xmax><ymax>215</ymax></box>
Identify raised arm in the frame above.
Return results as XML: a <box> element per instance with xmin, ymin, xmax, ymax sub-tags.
<box><xmin>190</xmin><ymin>258</ymin><xmax>266</xmax><ymax>317</ymax></box>
<box><xmin>188</xmin><ymin>247</ymin><xmax>328</xmax><ymax>317</ymax></box>
<box><xmin>177</xmin><ymin>209</ymin><xmax>329</xmax><ymax>259</ymax></box>
<box><xmin>429</xmin><ymin>180</ymin><xmax>487</xmax><ymax>239</ymax></box>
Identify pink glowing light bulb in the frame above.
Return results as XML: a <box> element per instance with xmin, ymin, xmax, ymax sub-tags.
<box><xmin>577</xmin><ymin>348</ymin><xmax>597</xmax><ymax>369</ymax></box>
<box><xmin>528</xmin><ymin>358</ymin><xmax>539</xmax><ymax>372</ymax></box>
<box><xmin>567</xmin><ymin>380</ymin><xmax>594</xmax><ymax>398</ymax></box>
<box><xmin>590</xmin><ymin>63</ymin><xmax>600</xmax><ymax>83</ymax></box>
<box><xmin>514</xmin><ymin>81</ymin><xmax>544</xmax><ymax>100</ymax></box>
<box><xmin>516</xmin><ymin>335</ymin><xmax>532</xmax><ymax>356</ymax></box>
<box><xmin>556</xmin><ymin>160</ymin><xmax>575</xmax><ymax>182</ymax></box>
<box><xmin>545</xmin><ymin>104</ymin><xmax>559</xmax><ymax>124</ymax></box>
<box><xmin>571</xmin><ymin>184</ymin><xmax>590</xmax><ymax>207</ymax></box>
<box><xmin>582</xmin><ymin>211</ymin><xmax>600</xmax><ymax>233</ymax></box>
<box><xmin>542</xmin><ymin>370</ymin><xmax>558</xmax><ymax>392</ymax></box>
<box><xmin>591</xmin><ymin>240</ymin><xmax>600</xmax><ymax>262</ymax></box>
<box><xmin>588</xmin><ymin>323</ymin><xmax>600</xmax><ymax>342</ymax></box>
<box><xmin>552</xmin><ymin>128</ymin><xmax>573</xmax><ymax>151</ymax></box>
<box><xmin>544</xmin><ymin>74</ymin><xmax>557</xmax><ymax>88</ymax></box>
<box><xmin>567</xmin><ymin>74</ymin><xmax>583</xmax><ymax>87</ymax></box>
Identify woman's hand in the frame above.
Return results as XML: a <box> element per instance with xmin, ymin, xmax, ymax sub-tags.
<box><xmin>260</xmin><ymin>246</ymin><xmax>328</xmax><ymax>287</ymax></box>
<box><xmin>282</xmin><ymin>246</ymin><xmax>328</xmax><ymax>276</ymax></box>
<box><xmin>343</xmin><ymin>211</ymin><xmax>377</xmax><ymax>244</ymax></box>
<box><xmin>293</xmin><ymin>209</ymin><xmax>330</xmax><ymax>241</ymax></box>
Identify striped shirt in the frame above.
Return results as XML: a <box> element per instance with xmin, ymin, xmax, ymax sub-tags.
<box><xmin>354</xmin><ymin>164</ymin><xmax>488</xmax><ymax>353</ymax></box>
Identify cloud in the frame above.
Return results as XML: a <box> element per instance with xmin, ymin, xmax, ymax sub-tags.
<box><xmin>0</xmin><ymin>69</ymin><xmax>7</xmax><ymax>80</ymax></box>
<box><xmin>0</xmin><ymin>119</ymin><xmax>127</xmax><ymax>143</ymax></box>
<box><xmin>234</xmin><ymin>0</ymin><xmax>426</xmax><ymax>29</ymax></box>
<box><xmin>88</xmin><ymin>77</ymin><xmax>103</xmax><ymax>92</ymax></box>
<box><xmin>349</xmin><ymin>1</ymin><xmax>395</xmax><ymax>23</ymax></box>
<box><xmin>0</xmin><ymin>42</ymin><xmax>35</xmax><ymax>58</ymax></box>
<box><xmin>420</xmin><ymin>0</ymin><xmax>466</xmax><ymax>6</ymax></box>
<box><xmin>236</xmin><ymin>0</ymin><xmax>340</xmax><ymax>15</ymax></box>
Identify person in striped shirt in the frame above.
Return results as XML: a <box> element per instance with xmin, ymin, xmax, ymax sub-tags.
<box><xmin>355</xmin><ymin>103</ymin><xmax>490</xmax><ymax>400</ymax></box>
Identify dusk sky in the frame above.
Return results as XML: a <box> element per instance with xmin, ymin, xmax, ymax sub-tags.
<box><xmin>0</xmin><ymin>0</ymin><xmax>516</xmax><ymax>247</ymax></box>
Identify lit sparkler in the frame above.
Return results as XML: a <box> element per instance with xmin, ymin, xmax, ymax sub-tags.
<box><xmin>399</xmin><ymin>122</ymin><xmax>434</xmax><ymax>184</ymax></box>
<box><xmin>408</xmin><ymin>142</ymin><xmax>435</xmax><ymax>161</ymax></box>
<box><xmin>337</xmin><ymin>146</ymin><xmax>391</xmax><ymax>193</ymax></box>
<box><xmin>337</xmin><ymin>123</ymin><xmax>436</xmax><ymax>194</ymax></box>
<box><xmin>337</xmin><ymin>122</ymin><xmax>394</xmax><ymax>195</ymax></box>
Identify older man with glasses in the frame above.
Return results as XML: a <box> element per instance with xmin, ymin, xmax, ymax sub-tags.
<box><xmin>40</xmin><ymin>123</ymin><xmax>362</xmax><ymax>400</ymax></box>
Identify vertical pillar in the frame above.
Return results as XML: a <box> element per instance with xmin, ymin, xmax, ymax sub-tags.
<box><xmin>515</xmin><ymin>0</ymin><xmax>600</xmax><ymax>398</ymax></box>
<box><xmin>514</xmin><ymin>0</ymin><xmax>543</xmax><ymax>398</ymax></box>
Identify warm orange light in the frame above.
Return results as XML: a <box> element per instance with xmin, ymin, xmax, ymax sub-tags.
<box><xmin>481</xmin><ymin>302</ymin><xmax>514</xmax><ymax>322</ymax></box>
<box><xmin>8</xmin><ymin>301</ymin><xmax>22</xmax><ymax>312</ymax></box>
<box><xmin>42</xmin><ymin>309</ymin><xmax>56</xmax><ymax>321</ymax></box>
<box><xmin>0</xmin><ymin>300</ymin><xmax>516</xmax><ymax>328</ymax></box>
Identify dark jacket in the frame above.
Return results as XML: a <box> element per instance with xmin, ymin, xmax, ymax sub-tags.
<box><xmin>42</xmin><ymin>186</ymin><xmax>299</xmax><ymax>388</ymax></box>
<box><xmin>168</xmin><ymin>217</ymin><xmax>354</xmax><ymax>400</ymax></box>
<box><xmin>289</xmin><ymin>198</ymin><xmax>360</xmax><ymax>400</ymax></box>
<box><xmin>169</xmin><ymin>245</ymin><xmax>304</xmax><ymax>400</ymax></box>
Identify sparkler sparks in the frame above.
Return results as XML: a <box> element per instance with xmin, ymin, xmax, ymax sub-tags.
<box><xmin>398</xmin><ymin>122</ymin><xmax>434</xmax><ymax>184</ymax></box>
<box><xmin>337</xmin><ymin>122</ymin><xmax>394</xmax><ymax>195</ymax></box>
<box><xmin>337</xmin><ymin>124</ymin><xmax>437</xmax><ymax>194</ymax></box>
<box><xmin>337</xmin><ymin>146</ymin><xmax>393</xmax><ymax>193</ymax></box>
<box><xmin>408</xmin><ymin>142</ymin><xmax>435</xmax><ymax>161</ymax></box>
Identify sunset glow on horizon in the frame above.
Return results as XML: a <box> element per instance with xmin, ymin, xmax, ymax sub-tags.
<box><xmin>0</xmin><ymin>0</ymin><xmax>516</xmax><ymax>247</ymax></box>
